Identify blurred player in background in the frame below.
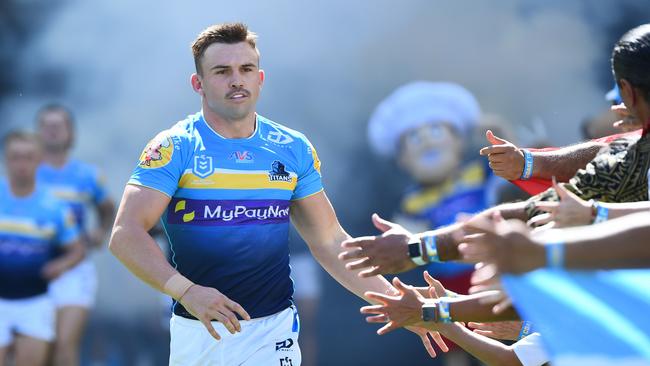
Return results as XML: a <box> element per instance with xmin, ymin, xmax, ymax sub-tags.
<box><xmin>35</xmin><ymin>105</ymin><xmax>115</xmax><ymax>366</ymax></box>
<box><xmin>0</xmin><ymin>131</ymin><xmax>84</xmax><ymax>366</ymax></box>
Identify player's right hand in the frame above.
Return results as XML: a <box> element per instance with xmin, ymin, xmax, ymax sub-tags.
<box><xmin>180</xmin><ymin>285</ymin><xmax>251</xmax><ymax>341</ymax></box>
<box><xmin>479</xmin><ymin>130</ymin><xmax>525</xmax><ymax>181</ymax></box>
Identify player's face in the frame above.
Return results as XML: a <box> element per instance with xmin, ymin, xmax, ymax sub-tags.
<box><xmin>5</xmin><ymin>140</ymin><xmax>42</xmax><ymax>183</ymax></box>
<box><xmin>38</xmin><ymin>110</ymin><xmax>72</xmax><ymax>151</ymax></box>
<box><xmin>193</xmin><ymin>42</ymin><xmax>264</xmax><ymax>122</ymax></box>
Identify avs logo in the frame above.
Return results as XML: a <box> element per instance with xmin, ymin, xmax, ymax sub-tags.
<box><xmin>267</xmin><ymin>130</ymin><xmax>294</xmax><ymax>145</ymax></box>
<box><xmin>275</xmin><ymin>338</ymin><xmax>294</xmax><ymax>351</ymax></box>
<box><xmin>269</xmin><ymin>161</ymin><xmax>292</xmax><ymax>183</ymax></box>
<box><xmin>229</xmin><ymin>151</ymin><xmax>254</xmax><ymax>164</ymax></box>
<box><xmin>193</xmin><ymin>155</ymin><xmax>213</xmax><ymax>178</ymax></box>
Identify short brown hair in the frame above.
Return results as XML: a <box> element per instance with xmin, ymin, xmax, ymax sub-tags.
<box><xmin>191</xmin><ymin>22</ymin><xmax>258</xmax><ymax>75</ymax></box>
<box><xmin>3</xmin><ymin>130</ymin><xmax>41</xmax><ymax>151</ymax></box>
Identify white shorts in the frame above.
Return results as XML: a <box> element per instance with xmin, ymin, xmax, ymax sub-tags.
<box><xmin>48</xmin><ymin>258</ymin><xmax>97</xmax><ymax>308</ymax></box>
<box><xmin>169</xmin><ymin>306</ymin><xmax>301</xmax><ymax>366</ymax></box>
<box><xmin>0</xmin><ymin>295</ymin><xmax>55</xmax><ymax>346</ymax></box>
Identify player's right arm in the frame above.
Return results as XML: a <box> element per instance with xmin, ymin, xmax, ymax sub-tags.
<box><xmin>479</xmin><ymin>130</ymin><xmax>604</xmax><ymax>182</ymax></box>
<box><xmin>110</xmin><ymin>184</ymin><xmax>250</xmax><ymax>340</ymax></box>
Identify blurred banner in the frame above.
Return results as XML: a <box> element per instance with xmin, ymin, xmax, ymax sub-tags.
<box><xmin>503</xmin><ymin>269</ymin><xmax>650</xmax><ymax>366</ymax></box>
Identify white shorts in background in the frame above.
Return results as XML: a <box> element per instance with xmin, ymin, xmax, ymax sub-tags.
<box><xmin>169</xmin><ymin>306</ymin><xmax>301</xmax><ymax>366</ymax></box>
<box><xmin>48</xmin><ymin>258</ymin><xmax>97</xmax><ymax>308</ymax></box>
<box><xmin>0</xmin><ymin>295</ymin><xmax>55</xmax><ymax>346</ymax></box>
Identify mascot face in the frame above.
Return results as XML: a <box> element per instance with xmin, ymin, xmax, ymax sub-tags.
<box><xmin>397</xmin><ymin>122</ymin><xmax>462</xmax><ymax>185</ymax></box>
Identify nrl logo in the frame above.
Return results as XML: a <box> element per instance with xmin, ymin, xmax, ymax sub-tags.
<box><xmin>193</xmin><ymin>155</ymin><xmax>214</xmax><ymax>178</ymax></box>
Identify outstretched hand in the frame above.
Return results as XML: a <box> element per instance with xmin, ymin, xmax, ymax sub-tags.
<box><xmin>339</xmin><ymin>214</ymin><xmax>417</xmax><ymax>277</ymax></box>
<box><xmin>479</xmin><ymin>130</ymin><xmax>525</xmax><ymax>181</ymax></box>
<box><xmin>361</xmin><ymin>276</ymin><xmax>449</xmax><ymax>357</ymax></box>
<box><xmin>529</xmin><ymin>178</ymin><xmax>592</xmax><ymax>228</ymax></box>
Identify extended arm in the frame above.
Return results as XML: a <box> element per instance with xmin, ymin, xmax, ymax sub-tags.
<box><xmin>480</xmin><ymin>130</ymin><xmax>604</xmax><ymax>182</ymax></box>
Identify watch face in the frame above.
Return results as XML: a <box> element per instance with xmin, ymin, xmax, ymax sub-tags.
<box><xmin>408</xmin><ymin>242</ymin><xmax>421</xmax><ymax>258</ymax></box>
<box><xmin>422</xmin><ymin>304</ymin><xmax>438</xmax><ymax>322</ymax></box>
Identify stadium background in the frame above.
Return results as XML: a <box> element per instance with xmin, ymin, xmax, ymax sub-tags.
<box><xmin>1</xmin><ymin>0</ymin><xmax>649</xmax><ymax>364</ymax></box>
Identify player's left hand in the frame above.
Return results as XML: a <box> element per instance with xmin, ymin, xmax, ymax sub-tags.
<box><xmin>339</xmin><ymin>214</ymin><xmax>417</xmax><ymax>277</ymax></box>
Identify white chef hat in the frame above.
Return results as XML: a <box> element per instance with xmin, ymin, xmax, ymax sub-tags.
<box><xmin>368</xmin><ymin>81</ymin><xmax>480</xmax><ymax>157</ymax></box>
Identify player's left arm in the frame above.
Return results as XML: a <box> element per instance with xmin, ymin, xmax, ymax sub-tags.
<box><xmin>291</xmin><ymin>192</ymin><xmax>449</xmax><ymax>357</ymax></box>
<box><xmin>290</xmin><ymin>191</ymin><xmax>397</xmax><ymax>300</ymax></box>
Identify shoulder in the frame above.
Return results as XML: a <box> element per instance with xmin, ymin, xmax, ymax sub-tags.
<box><xmin>137</xmin><ymin>113</ymin><xmax>202</xmax><ymax>169</ymax></box>
<box><xmin>257</xmin><ymin>115</ymin><xmax>314</xmax><ymax>149</ymax></box>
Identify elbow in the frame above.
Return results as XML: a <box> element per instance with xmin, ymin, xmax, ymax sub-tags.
<box><xmin>108</xmin><ymin>225</ymin><xmax>125</xmax><ymax>256</ymax></box>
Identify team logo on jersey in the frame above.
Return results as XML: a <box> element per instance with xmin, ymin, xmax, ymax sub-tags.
<box><xmin>138</xmin><ymin>133</ymin><xmax>174</xmax><ymax>169</ymax></box>
<box><xmin>269</xmin><ymin>161</ymin><xmax>292</xmax><ymax>183</ymax></box>
<box><xmin>267</xmin><ymin>130</ymin><xmax>294</xmax><ymax>145</ymax></box>
<box><xmin>229</xmin><ymin>151</ymin><xmax>254</xmax><ymax>164</ymax></box>
<box><xmin>193</xmin><ymin>155</ymin><xmax>214</xmax><ymax>178</ymax></box>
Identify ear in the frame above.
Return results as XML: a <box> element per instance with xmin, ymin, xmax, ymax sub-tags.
<box><xmin>190</xmin><ymin>73</ymin><xmax>204</xmax><ymax>96</ymax></box>
<box><xmin>259</xmin><ymin>69</ymin><xmax>265</xmax><ymax>87</ymax></box>
<box><xmin>618</xmin><ymin>79</ymin><xmax>637</xmax><ymax>107</ymax></box>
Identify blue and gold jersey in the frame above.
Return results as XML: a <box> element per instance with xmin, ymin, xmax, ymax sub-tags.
<box><xmin>0</xmin><ymin>181</ymin><xmax>79</xmax><ymax>299</ymax></box>
<box><xmin>129</xmin><ymin>112</ymin><xmax>323</xmax><ymax>319</ymax></box>
<box><xmin>37</xmin><ymin>159</ymin><xmax>108</xmax><ymax>232</ymax></box>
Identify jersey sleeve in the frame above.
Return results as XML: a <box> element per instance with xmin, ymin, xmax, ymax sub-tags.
<box><xmin>292</xmin><ymin>137</ymin><xmax>324</xmax><ymax>200</ymax></box>
<box><xmin>57</xmin><ymin>206</ymin><xmax>80</xmax><ymax>246</ymax></box>
<box><xmin>90</xmin><ymin>168</ymin><xmax>109</xmax><ymax>204</ymax></box>
<box><xmin>128</xmin><ymin>129</ymin><xmax>188</xmax><ymax>197</ymax></box>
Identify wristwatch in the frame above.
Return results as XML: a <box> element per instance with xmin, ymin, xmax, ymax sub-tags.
<box><xmin>408</xmin><ymin>237</ymin><xmax>427</xmax><ymax>266</ymax></box>
<box><xmin>421</xmin><ymin>300</ymin><xmax>452</xmax><ymax>323</ymax></box>
<box><xmin>421</xmin><ymin>302</ymin><xmax>439</xmax><ymax>322</ymax></box>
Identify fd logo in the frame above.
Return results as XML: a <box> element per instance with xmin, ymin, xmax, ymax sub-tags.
<box><xmin>267</xmin><ymin>130</ymin><xmax>294</xmax><ymax>145</ymax></box>
<box><xmin>138</xmin><ymin>133</ymin><xmax>174</xmax><ymax>169</ymax></box>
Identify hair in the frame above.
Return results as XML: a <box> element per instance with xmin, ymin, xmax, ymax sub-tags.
<box><xmin>191</xmin><ymin>22</ymin><xmax>259</xmax><ymax>75</ymax></box>
<box><xmin>612</xmin><ymin>24</ymin><xmax>650</xmax><ymax>104</ymax></box>
<box><xmin>36</xmin><ymin>103</ymin><xmax>75</xmax><ymax>129</ymax></box>
<box><xmin>3</xmin><ymin>130</ymin><xmax>41</xmax><ymax>151</ymax></box>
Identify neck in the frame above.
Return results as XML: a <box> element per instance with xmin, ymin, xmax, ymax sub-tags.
<box><xmin>9</xmin><ymin>178</ymin><xmax>35</xmax><ymax>197</ymax></box>
<box><xmin>43</xmin><ymin>149</ymin><xmax>69</xmax><ymax>167</ymax></box>
<box><xmin>203</xmin><ymin>108</ymin><xmax>256</xmax><ymax>139</ymax></box>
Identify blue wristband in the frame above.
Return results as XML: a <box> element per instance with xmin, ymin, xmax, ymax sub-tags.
<box><xmin>520</xmin><ymin>149</ymin><xmax>534</xmax><ymax>180</ymax></box>
<box><xmin>437</xmin><ymin>299</ymin><xmax>452</xmax><ymax>323</ymax></box>
<box><xmin>546</xmin><ymin>242</ymin><xmax>565</xmax><ymax>268</ymax></box>
<box><xmin>518</xmin><ymin>321</ymin><xmax>533</xmax><ymax>340</ymax></box>
<box><xmin>594</xmin><ymin>203</ymin><xmax>609</xmax><ymax>224</ymax></box>
<box><xmin>423</xmin><ymin>235</ymin><xmax>441</xmax><ymax>263</ymax></box>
